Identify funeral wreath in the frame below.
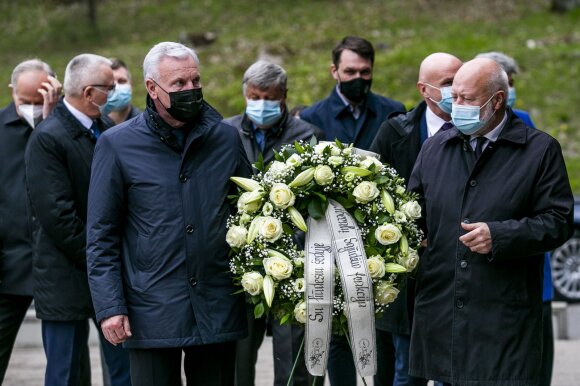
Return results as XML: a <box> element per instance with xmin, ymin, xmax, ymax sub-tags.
<box><xmin>227</xmin><ymin>139</ymin><xmax>423</xmax><ymax>335</ymax></box>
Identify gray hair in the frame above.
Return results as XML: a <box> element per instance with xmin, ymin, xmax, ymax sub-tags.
<box><xmin>63</xmin><ymin>54</ymin><xmax>112</xmax><ymax>97</ymax></box>
<box><xmin>475</xmin><ymin>51</ymin><xmax>520</xmax><ymax>76</ymax></box>
<box><xmin>143</xmin><ymin>42</ymin><xmax>199</xmax><ymax>82</ymax></box>
<box><xmin>242</xmin><ymin>60</ymin><xmax>287</xmax><ymax>95</ymax></box>
<box><xmin>11</xmin><ymin>59</ymin><xmax>54</xmax><ymax>92</ymax></box>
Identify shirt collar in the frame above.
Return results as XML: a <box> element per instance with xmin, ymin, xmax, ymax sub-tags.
<box><xmin>425</xmin><ymin>106</ymin><xmax>448</xmax><ymax>137</ymax></box>
<box><xmin>63</xmin><ymin>98</ymin><xmax>94</xmax><ymax>130</ymax></box>
<box><xmin>471</xmin><ymin>111</ymin><xmax>508</xmax><ymax>142</ymax></box>
<box><xmin>334</xmin><ymin>84</ymin><xmax>361</xmax><ymax>119</ymax></box>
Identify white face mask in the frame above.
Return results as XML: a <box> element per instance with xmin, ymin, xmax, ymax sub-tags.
<box><xmin>18</xmin><ymin>104</ymin><xmax>44</xmax><ymax>129</ymax></box>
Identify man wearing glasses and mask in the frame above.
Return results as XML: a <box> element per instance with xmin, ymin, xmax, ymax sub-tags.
<box><xmin>86</xmin><ymin>42</ymin><xmax>250</xmax><ymax>386</ymax></box>
<box><xmin>25</xmin><ymin>53</ymin><xmax>129</xmax><ymax>386</ymax></box>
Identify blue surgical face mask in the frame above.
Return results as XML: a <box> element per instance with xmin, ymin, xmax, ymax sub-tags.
<box><xmin>507</xmin><ymin>87</ymin><xmax>516</xmax><ymax>108</ymax></box>
<box><xmin>425</xmin><ymin>83</ymin><xmax>453</xmax><ymax>114</ymax></box>
<box><xmin>109</xmin><ymin>84</ymin><xmax>133</xmax><ymax>112</ymax></box>
<box><xmin>245</xmin><ymin>99</ymin><xmax>282</xmax><ymax>126</ymax></box>
<box><xmin>451</xmin><ymin>93</ymin><xmax>497</xmax><ymax>135</ymax></box>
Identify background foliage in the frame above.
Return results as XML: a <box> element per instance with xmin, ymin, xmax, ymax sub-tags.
<box><xmin>1</xmin><ymin>0</ymin><xmax>578</xmax><ymax>192</ymax></box>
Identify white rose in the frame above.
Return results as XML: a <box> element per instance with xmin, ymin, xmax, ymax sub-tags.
<box><xmin>259</xmin><ymin>216</ymin><xmax>284</xmax><ymax>242</ymax></box>
<box><xmin>286</xmin><ymin>153</ymin><xmax>303</xmax><ymax>167</ymax></box>
<box><xmin>226</xmin><ymin>225</ymin><xmax>248</xmax><ymax>248</ymax></box>
<box><xmin>367</xmin><ymin>255</ymin><xmax>386</xmax><ymax>279</ymax></box>
<box><xmin>314</xmin><ymin>165</ymin><xmax>335</xmax><ymax>185</ymax></box>
<box><xmin>314</xmin><ymin>143</ymin><xmax>332</xmax><ymax>154</ymax></box>
<box><xmin>293</xmin><ymin>257</ymin><xmax>305</xmax><ymax>267</ymax></box>
<box><xmin>342</xmin><ymin>147</ymin><xmax>353</xmax><ymax>155</ymax></box>
<box><xmin>375</xmin><ymin>224</ymin><xmax>402</xmax><ymax>245</ymax></box>
<box><xmin>239</xmin><ymin>213</ymin><xmax>251</xmax><ymax>225</ymax></box>
<box><xmin>267</xmin><ymin>161</ymin><xmax>290</xmax><ymax>178</ymax></box>
<box><xmin>294</xmin><ymin>301</ymin><xmax>307</xmax><ymax>323</ymax></box>
<box><xmin>263</xmin><ymin>254</ymin><xmax>293</xmax><ymax>280</ymax></box>
<box><xmin>393</xmin><ymin>210</ymin><xmax>407</xmax><ymax>223</ymax></box>
<box><xmin>360</xmin><ymin>157</ymin><xmax>383</xmax><ymax>170</ymax></box>
<box><xmin>328</xmin><ymin>156</ymin><xmax>344</xmax><ymax>166</ymax></box>
<box><xmin>294</xmin><ymin>278</ymin><xmax>306</xmax><ymax>293</ymax></box>
<box><xmin>399</xmin><ymin>248</ymin><xmax>419</xmax><ymax>271</ymax></box>
<box><xmin>330</xmin><ymin>146</ymin><xmax>341</xmax><ymax>156</ymax></box>
<box><xmin>352</xmin><ymin>181</ymin><xmax>380</xmax><ymax>203</ymax></box>
<box><xmin>237</xmin><ymin>190</ymin><xmax>264</xmax><ymax>213</ymax></box>
<box><xmin>262</xmin><ymin>202</ymin><xmax>274</xmax><ymax>216</ymax></box>
<box><xmin>401</xmin><ymin>201</ymin><xmax>422</xmax><ymax>220</ymax></box>
<box><xmin>241</xmin><ymin>271</ymin><xmax>264</xmax><ymax>296</ymax></box>
<box><xmin>344</xmin><ymin>172</ymin><xmax>356</xmax><ymax>182</ymax></box>
<box><xmin>269</xmin><ymin>183</ymin><xmax>296</xmax><ymax>209</ymax></box>
<box><xmin>375</xmin><ymin>281</ymin><xmax>400</xmax><ymax>305</ymax></box>
<box><xmin>396</xmin><ymin>185</ymin><xmax>406</xmax><ymax>196</ymax></box>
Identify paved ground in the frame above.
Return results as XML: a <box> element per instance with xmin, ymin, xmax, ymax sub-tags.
<box><xmin>4</xmin><ymin>304</ymin><xmax>580</xmax><ymax>386</ymax></box>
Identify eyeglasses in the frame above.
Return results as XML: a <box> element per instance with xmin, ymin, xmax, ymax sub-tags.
<box><xmin>89</xmin><ymin>84</ymin><xmax>116</xmax><ymax>92</ymax></box>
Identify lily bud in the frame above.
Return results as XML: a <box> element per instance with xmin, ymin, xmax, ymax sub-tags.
<box><xmin>340</xmin><ymin>166</ymin><xmax>372</xmax><ymax>177</ymax></box>
<box><xmin>263</xmin><ymin>275</ymin><xmax>275</xmax><ymax>307</ymax></box>
<box><xmin>289</xmin><ymin>167</ymin><xmax>315</xmax><ymax>188</ymax></box>
<box><xmin>385</xmin><ymin>263</ymin><xmax>407</xmax><ymax>273</ymax></box>
<box><xmin>381</xmin><ymin>190</ymin><xmax>395</xmax><ymax>214</ymax></box>
<box><xmin>399</xmin><ymin>234</ymin><xmax>408</xmax><ymax>255</ymax></box>
<box><xmin>246</xmin><ymin>217</ymin><xmax>264</xmax><ymax>243</ymax></box>
<box><xmin>231</xmin><ymin>176</ymin><xmax>261</xmax><ymax>192</ymax></box>
<box><xmin>288</xmin><ymin>206</ymin><xmax>308</xmax><ymax>232</ymax></box>
<box><xmin>267</xmin><ymin>249</ymin><xmax>290</xmax><ymax>260</ymax></box>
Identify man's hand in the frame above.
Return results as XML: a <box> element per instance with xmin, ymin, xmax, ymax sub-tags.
<box><xmin>101</xmin><ymin>315</ymin><xmax>132</xmax><ymax>345</ymax></box>
<box><xmin>39</xmin><ymin>75</ymin><xmax>62</xmax><ymax>118</ymax></box>
<box><xmin>459</xmin><ymin>222</ymin><xmax>492</xmax><ymax>254</ymax></box>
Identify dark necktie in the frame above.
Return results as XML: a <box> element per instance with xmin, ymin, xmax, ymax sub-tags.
<box><xmin>254</xmin><ymin>129</ymin><xmax>266</xmax><ymax>152</ymax></box>
<box><xmin>90</xmin><ymin>120</ymin><xmax>101</xmax><ymax>139</ymax></box>
<box><xmin>474</xmin><ymin>136</ymin><xmax>486</xmax><ymax>158</ymax></box>
<box><xmin>439</xmin><ymin>122</ymin><xmax>454</xmax><ymax>132</ymax></box>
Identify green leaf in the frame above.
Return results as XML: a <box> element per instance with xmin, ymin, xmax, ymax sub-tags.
<box><xmin>334</xmin><ymin>195</ymin><xmax>355</xmax><ymax>209</ymax></box>
<box><xmin>254</xmin><ymin>153</ymin><xmax>264</xmax><ymax>172</ymax></box>
<box><xmin>334</xmin><ymin>139</ymin><xmax>344</xmax><ymax>149</ymax></box>
<box><xmin>282</xmin><ymin>223</ymin><xmax>295</xmax><ymax>235</ymax></box>
<box><xmin>365</xmin><ymin>245</ymin><xmax>380</xmax><ymax>257</ymax></box>
<box><xmin>354</xmin><ymin>208</ymin><xmax>366</xmax><ymax>223</ymax></box>
<box><xmin>294</xmin><ymin>141</ymin><xmax>305</xmax><ymax>154</ymax></box>
<box><xmin>312</xmin><ymin>191</ymin><xmax>328</xmax><ymax>202</ymax></box>
<box><xmin>254</xmin><ymin>302</ymin><xmax>265</xmax><ymax>319</ymax></box>
<box><xmin>307</xmin><ymin>198</ymin><xmax>325</xmax><ymax>220</ymax></box>
<box><xmin>374</xmin><ymin>175</ymin><xmax>390</xmax><ymax>185</ymax></box>
<box><xmin>310</xmin><ymin>135</ymin><xmax>318</xmax><ymax>147</ymax></box>
<box><xmin>377</xmin><ymin>213</ymin><xmax>389</xmax><ymax>224</ymax></box>
<box><xmin>273</xmin><ymin>150</ymin><xmax>283</xmax><ymax>162</ymax></box>
<box><xmin>280</xmin><ymin>314</ymin><xmax>291</xmax><ymax>325</ymax></box>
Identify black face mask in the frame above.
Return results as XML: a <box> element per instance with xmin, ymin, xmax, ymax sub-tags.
<box><xmin>339</xmin><ymin>77</ymin><xmax>372</xmax><ymax>104</ymax></box>
<box><xmin>154</xmin><ymin>80</ymin><xmax>203</xmax><ymax>122</ymax></box>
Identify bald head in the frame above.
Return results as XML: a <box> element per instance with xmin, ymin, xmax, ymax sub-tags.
<box><xmin>451</xmin><ymin>58</ymin><xmax>509</xmax><ymax>135</ymax></box>
<box><xmin>417</xmin><ymin>52</ymin><xmax>462</xmax><ymax>119</ymax></box>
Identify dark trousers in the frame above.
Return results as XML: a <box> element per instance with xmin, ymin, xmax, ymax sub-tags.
<box><xmin>391</xmin><ymin>333</ymin><xmax>427</xmax><ymax>386</ymax></box>
<box><xmin>42</xmin><ymin>319</ymin><xmax>90</xmax><ymax>386</ymax></box>
<box><xmin>0</xmin><ymin>294</ymin><xmax>33</xmax><ymax>383</ymax></box>
<box><xmin>540</xmin><ymin>301</ymin><xmax>554</xmax><ymax>386</ymax></box>
<box><xmin>272</xmin><ymin>322</ymin><xmax>324</xmax><ymax>386</ymax></box>
<box><xmin>328</xmin><ymin>332</ymin><xmax>395</xmax><ymax>386</ymax></box>
<box><xmin>129</xmin><ymin>342</ymin><xmax>236</xmax><ymax>386</ymax></box>
<box><xmin>235</xmin><ymin>305</ymin><xmax>267</xmax><ymax>386</ymax></box>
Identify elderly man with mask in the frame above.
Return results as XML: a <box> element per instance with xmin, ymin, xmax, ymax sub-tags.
<box><xmin>86</xmin><ymin>42</ymin><xmax>250</xmax><ymax>386</ymax></box>
<box><xmin>476</xmin><ymin>50</ymin><xmax>555</xmax><ymax>386</ymax></box>
<box><xmin>407</xmin><ymin>58</ymin><xmax>574</xmax><ymax>386</ymax></box>
<box><xmin>0</xmin><ymin>59</ymin><xmax>61</xmax><ymax>384</ymax></box>
<box><xmin>370</xmin><ymin>52</ymin><xmax>463</xmax><ymax>386</ymax></box>
<box><xmin>223</xmin><ymin>60</ymin><xmax>323</xmax><ymax>386</ymax></box>
<box><xmin>25</xmin><ymin>54</ymin><xmax>130</xmax><ymax>386</ymax></box>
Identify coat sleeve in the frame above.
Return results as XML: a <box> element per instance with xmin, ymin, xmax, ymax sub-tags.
<box><xmin>487</xmin><ymin>139</ymin><xmax>574</xmax><ymax>260</ymax></box>
<box><xmin>86</xmin><ymin>134</ymin><xmax>128</xmax><ymax>322</ymax></box>
<box><xmin>25</xmin><ymin>130</ymin><xmax>87</xmax><ymax>267</ymax></box>
<box><xmin>407</xmin><ymin>146</ymin><xmax>427</xmax><ymax>234</ymax></box>
<box><xmin>370</xmin><ymin>119</ymin><xmax>396</xmax><ymax>166</ymax></box>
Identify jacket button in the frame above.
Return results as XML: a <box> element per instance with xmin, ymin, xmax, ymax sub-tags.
<box><xmin>189</xmin><ymin>277</ymin><xmax>197</xmax><ymax>287</ymax></box>
<box><xmin>469</xmin><ymin>180</ymin><xmax>477</xmax><ymax>187</ymax></box>
<box><xmin>179</xmin><ymin>174</ymin><xmax>188</xmax><ymax>183</ymax></box>
<box><xmin>460</xmin><ymin>260</ymin><xmax>468</xmax><ymax>269</ymax></box>
<box><xmin>456</xmin><ymin>298</ymin><xmax>464</xmax><ymax>309</ymax></box>
<box><xmin>462</xmin><ymin>218</ymin><xmax>470</xmax><ymax>224</ymax></box>
<box><xmin>186</xmin><ymin>224</ymin><xmax>195</xmax><ymax>233</ymax></box>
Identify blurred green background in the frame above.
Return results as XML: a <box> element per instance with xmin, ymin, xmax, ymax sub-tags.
<box><xmin>1</xmin><ymin>0</ymin><xmax>578</xmax><ymax>192</ymax></box>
